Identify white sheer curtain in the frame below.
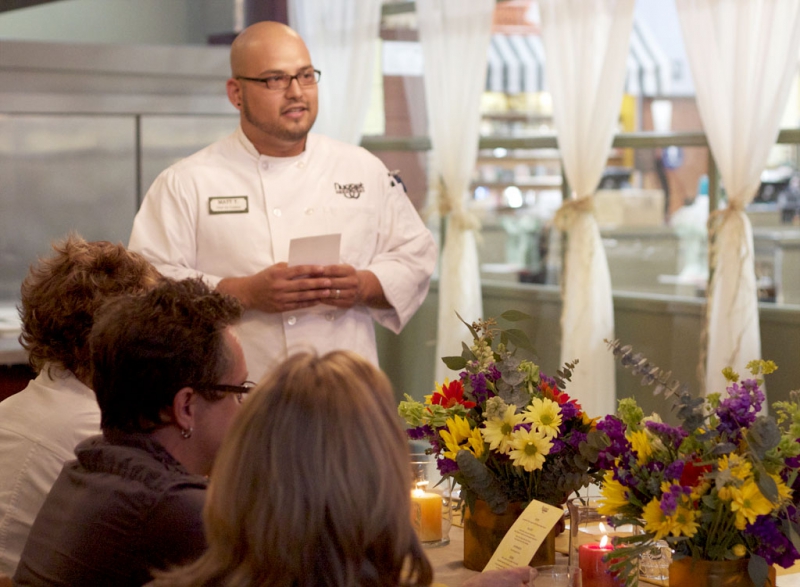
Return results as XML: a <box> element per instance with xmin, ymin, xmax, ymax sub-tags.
<box><xmin>676</xmin><ymin>0</ymin><xmax>800</xmax><ymax>396</ymax></box>
<box><xmin>539</xmin><ymin>0</ymin><xmax>635</xmax><ymax>418</ymax></box>
<box><xmin>417</xmin><ymin>0</ymin><xmax>494</xmax><ymax>385</ymax></box>
<box><xmin>288</xmin><ymin>0</ymin><xmax>382</xmax><ymax>144</ymax></box>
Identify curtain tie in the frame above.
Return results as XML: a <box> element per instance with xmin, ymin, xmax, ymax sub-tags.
<box><xmin>554</xmin><ymin>196</ymin><xmax>594</xmax><ymax>231</ymax></box>
<box><xmin>449</xmin><ymin>208</ymin><xmax>482</xmax><ymax>232</ymax></box>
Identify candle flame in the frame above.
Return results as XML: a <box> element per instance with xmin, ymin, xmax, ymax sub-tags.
<box><xmin>412</xmin><ymin>487</ymin><xmax>426</xmax><ymax>497</ymax></box>
<box><xmin>600</xmin><ymin>534</ymin><xmax>609</xmax><ymax>548</ymax></box>
<box><xmin>414</xmin><ymin>480</ymin><xmax>429</xmax><ymax>491</ymax></box>
<box><xmin>598</xmin><ymin>522</ymin><xmax>608</xmax><ymax>534</ymax></box>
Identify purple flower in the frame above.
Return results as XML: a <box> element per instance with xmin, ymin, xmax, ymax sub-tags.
<box><xmin>550</xmin><ymin>438</ymin><xmax>565</xmax><ymax>454</ymax></box>
<box><xmin>659</xmin><ymin>484</ymin><xmax>691</xmax><ymax>516</ymax></box>
<box><xmin>559</xmin><ymin>401</ymin><xmax>579</xmax><ymax>421</ymax></box>
<box><xmin>488</xmin><ymin>364</ymin><xmax>501</xmax><ymax>381</ymax></box>
<box><xmin>716</xmin><ymin>379</ymin><xmax>765</xmax><ymax>437</ymax></box>
<box><xmin>595</xmin><ymin>416</ymin><xmax>632</xmax><ymax>469</ymax></box>
<box><xmin>567</xmin><ymin>430</ymin><xmax>587</xmax><ymax>451</ymax></box>
<box><xmin>746</xmin><ymin>515</ymin><xmax>799</xmax><ymax>568</ymax></box>
<box><xmin>437</xmin><ymin>457</ymin><xmax>459</xmax><ymax>476</ymax></box>
<box><xmin>645</xmin><ymin>421</ymin><xmax>688</xmax><ymax>449</ymax></box>
<box><xmin>462</xmin><ymin>371</ymin><xmax>492</xmax><ymax>404</ymax></box>
<box><xmin>664</xmin><ymin>459</ymin><xmax>685</xmax><ymax>481</ymax></box>
<box><xmin>407</xmin><ymin>425</ymin><xmax>433</xmax><ymax>440</ymax></box>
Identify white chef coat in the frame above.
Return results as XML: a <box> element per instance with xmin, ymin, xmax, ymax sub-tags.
<box><xmin>0</xmin><ymin>367</ymin><xmax>100</xmax><ymax>575</ymax></box>
<box><xmin>129</xmin><ymin>127</ymin><xmax>437</xmax><ymax>381</ymax></box>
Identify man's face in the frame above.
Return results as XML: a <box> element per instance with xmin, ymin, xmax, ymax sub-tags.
<box><xmin>233</xmin><ymin>33</ymin><xmax>318</xmax><ymax>155</ymax></box>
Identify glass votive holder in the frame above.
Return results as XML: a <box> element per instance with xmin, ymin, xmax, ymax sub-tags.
<box><xmin>639</xmin><ymin>540</ymin><xmax>671</xmax><ymax>581</ymax></box>
<box><xmin>567</xmin><ymin>497</ymin><xmax>634</xmax><ymax>585</ymax></box>
<box><xmin>410</xmin><ymin>451</ymin><xmax>451</xmax><ymax>548</ymax></box>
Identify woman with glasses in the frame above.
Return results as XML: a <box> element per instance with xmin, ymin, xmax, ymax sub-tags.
<box><xmin>14</xmin><ymin>278</ymin><xmax>249</xmax><ymax>587</ymax></box>
<box><xmin>148</xmin><ymin>351</ymin><xmax>532</xmax><ymax>587</ymax></box>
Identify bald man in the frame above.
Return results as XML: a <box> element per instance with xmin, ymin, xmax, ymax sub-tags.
<box><xmin>129</xmin><ymin>22</ymin><xmax>436</xmax><ymax>381</ymax></box>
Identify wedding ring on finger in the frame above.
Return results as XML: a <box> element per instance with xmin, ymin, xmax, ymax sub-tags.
<box><xmin>334</xmin><ymin>289</ymin><xmax>341</xmax><ymax>299</ymax></box>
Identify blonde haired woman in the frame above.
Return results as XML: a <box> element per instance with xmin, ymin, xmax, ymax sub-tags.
<box><xmin>150</xmin><ymin>351</ymin><xmax>531</xmax><ymax>587</ymax></box>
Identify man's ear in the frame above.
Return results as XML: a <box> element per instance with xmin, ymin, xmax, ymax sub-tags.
<box><xmin>171</xmin><ymin>387</ymin><xmax>196</xmax><ymax>432</ymax></box>
<box><xmin>226</xmin><ymin>78</ymin><xmax>243</xmax><ymax>110</ymax></box>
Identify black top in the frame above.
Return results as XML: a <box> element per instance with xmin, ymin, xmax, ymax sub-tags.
<box><xmin>14</xmin><ymin>431</ymin><xmax>208</xmax><ymax>587</ymax></box>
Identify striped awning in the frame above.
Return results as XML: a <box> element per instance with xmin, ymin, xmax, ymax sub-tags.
<box><xmin>486</xmin><ymin>18</ymin><xmax>671</xmax><ymax>96</ymax></box>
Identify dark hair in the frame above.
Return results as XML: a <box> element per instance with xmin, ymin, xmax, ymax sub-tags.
<box><xmin>90</xmin><ymin>277</ymin><xmax>243</xmax><ymax>433</ymax></box>
<box><xmin>19</xmin><ymin>233</ymin><xmax>159</xmax><ymax>382</ymax></box>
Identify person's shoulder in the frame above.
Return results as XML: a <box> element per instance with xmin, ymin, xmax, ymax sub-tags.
<box><xmin>166</xmin><ymin>130</ymin><xmax>244</xmax><ymax>173</ymax></box>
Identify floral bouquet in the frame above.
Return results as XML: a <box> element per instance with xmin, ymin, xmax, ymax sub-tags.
<box><xmin>398</xmin><ymin>311</ymin><xmax>601</xmax><ymax>516</ymax></box>
<box><xmin>590</xmin><ymin>341</ymin><xmax>800</xmax><ymax>587</ymax></box>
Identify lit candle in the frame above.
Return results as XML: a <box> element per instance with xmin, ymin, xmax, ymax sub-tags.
<box><xmin>579</xmin><ymin>534</ymin><xmax>621</xmax><ymax>587</ymax></box>
<box><xmin>410</xmin><ymin>487</ymin><xmax>442</xmax><ymax>542</ymax></box>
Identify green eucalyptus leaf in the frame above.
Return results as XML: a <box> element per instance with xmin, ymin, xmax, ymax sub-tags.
<box><xmin>442</xmin><ymin>355</ymin><xmax>467</xmax><ymax>370</ymax></box>
<box><xmin>755</xmin><ymin>470</ymin><xmax>779</xmax><ymax>503</ymax></box>
<box><xmin>500</xmin><ymin>310</ymin><xmax>531</xmax><ymax>322</ymax></box>
<box><xmin>455</xmin><ymin>450</ymin><xmax>510</xmax><ymax>514</ymax></box>
<box><xmin>503</xmin><ymin>328</ymin><xmax>535</xmax><ymax>354</ymax></box>
<box><xmin>460</xmin><ymin>341</ymin><xmax>476</xmax><ymax>361</ymax></box>
<box><xmin>455</xmin><ymin>311</ymin><xmax>479</xmax><ymax>341</ymax></box>
<box><xmin>748</xmin><ymin>555</ymin><xmax>769</xmax><ymax>587</ymax></box>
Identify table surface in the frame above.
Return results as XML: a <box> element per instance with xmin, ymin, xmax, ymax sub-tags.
<box><xmin>427</xmin><ymin>524</ymin><xmax>800</xmax><ymax>587</ymax></box>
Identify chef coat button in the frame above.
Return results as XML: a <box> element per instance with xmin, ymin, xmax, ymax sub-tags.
<box><xmin>261</xmin><ymin>160</ymin><xmax>269</xmax><ymax>170</ymax></box>
<box><xmin>273</xmin><ymin>208</ymin><xmax>282</xmax><ymax>217</ymax></box>
<box><xmin>305</xmin><ymin>208</ymin><xmax>314</xmax><ymax>215</ymax></box>
<box><xmin>287</xmin><ymin>315</ymin><xmax>297</xmax><ymax>326</ymax></box>
<box><xmin>325</xmin><ymin>313</ymin><xmax>335</xmax><ymax>322</ymax></box>
<box><xmin>297</xmin><ymin>161</ymin><xmax>305</xmax><ymax>168</ymax></box>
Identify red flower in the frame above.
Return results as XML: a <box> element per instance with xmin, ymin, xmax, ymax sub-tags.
<box><xmin>680</xmin><ymin>459</ymin><xmax>712</xmax><ymax>487</ymax></box>
<box><xmin>430</xmin><ymin>379</ymin><xmax>476</xmax><ymax>409</ymax></box>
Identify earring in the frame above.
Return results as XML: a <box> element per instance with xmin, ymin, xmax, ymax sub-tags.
<box><xmin>181</xmin><ymin>427</ymin><xmax>193</xmax><ymax>439</ymax></box>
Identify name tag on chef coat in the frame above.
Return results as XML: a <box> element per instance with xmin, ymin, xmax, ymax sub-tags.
<box><xmin>208</xmin><ymin>196</ymin><xmax>248</xmax><ymax>214</ymax></box>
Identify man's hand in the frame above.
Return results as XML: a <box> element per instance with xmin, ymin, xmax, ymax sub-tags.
<box><xmin>217</xmin><ymin>263</ymin><xmax>332</xmax><ymax>313</ymax></box>
<box><xmin>320</xmin><ymin>265</ymin><xmax>392</xmax><ymax>310</ymax></box>
<box><xmin>460</xmin><ymin>567</ymin><xmax>533</xmax><ymax>587</ymax></box>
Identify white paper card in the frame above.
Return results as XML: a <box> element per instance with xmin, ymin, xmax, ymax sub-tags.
<box><xmin>287</xmin><ymin>234</ymin><xmax>341</xmax><ymax>267</ymax></box>
<box><xmin>483</xmin><ymin>499</ymin><xmax>564</xmax><ymax>572</ymax></box>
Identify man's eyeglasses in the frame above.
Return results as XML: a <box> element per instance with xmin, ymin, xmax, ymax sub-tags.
<box><xmin>237</xmin><ymin>69</ymin><xmax>321</xmax><ymax>91</ymax></box>
<box><xmin>190</xmin><ymin>381</ymin><xmax>256</xmax><ymax>404</ymax></box>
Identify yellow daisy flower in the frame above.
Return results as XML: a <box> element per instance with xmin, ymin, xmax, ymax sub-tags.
<box><xmin>508</xmin><ymin>428</ymin><xmax>552</xmax><ymax>472</ymax></box>
<box><xmin>730</xmin><ymin>480</ymin><xmax>775</xmax><ymax>530</ymax></box>
<box><xmin>691</xmin><ymin>480</ymin><xmax>711</xmax><ymax>501</ymax></box>
<box><xmin>482</xmin><ymin>405</ymin><xmax>524</xmax><ymax>455</ymax></box>
<box><xmin>642</xmin><ymin>498</ymin><xmax>674</xmax><ymax>541</ymax></box>
<box><xmin>628</xmin><ymin>429</ymin><xmax>654</xmax><ymax>465</ymax></box>
<box><xmin>598</xmin><ymin>471</ymin><xmax>629</xmax><ymax>516</ymax></box>
<box><xmin>439</xmin><ymin>416</ymin><xmax>484</xmax><ymax>461</ymax></box>
<box><xmin>670</xmin><ymin>504</ymin><xmax>699</xmax><ymax>538</ymax></box>
<box><xmin>770</xmin><ymin>474</ymin><xmax>793</xmax><ymax>503</ymax></box>
<box><xmin>523</xmin><ymin>397</ymin><xmax>563</xmax><ymax>438</ymax></box>
<box><xmin>718</xmin><ymin>454</ymin><xmax>753</xmax><ymax>481</ymax></box>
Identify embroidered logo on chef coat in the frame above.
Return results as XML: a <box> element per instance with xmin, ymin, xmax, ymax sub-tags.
<box><xmin>208</xmin><ymin>196</ymin><xmax>249</xmax><ymax>214</ymax></box>
<box><xmin>334</xmin><ymin>183</ymin><xmax>364</xmax><ymax>199</ymax></box>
